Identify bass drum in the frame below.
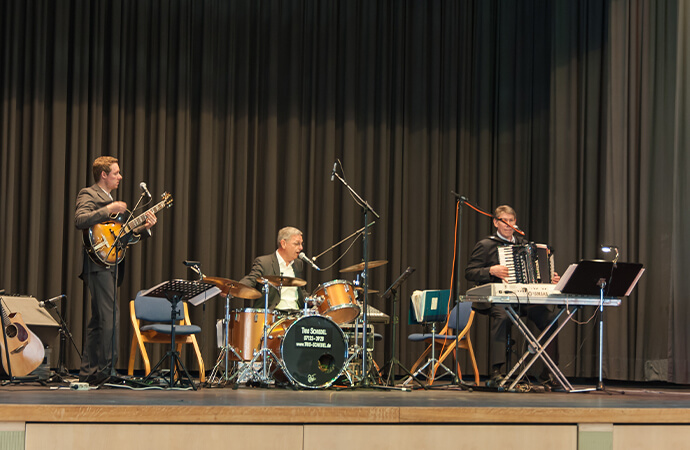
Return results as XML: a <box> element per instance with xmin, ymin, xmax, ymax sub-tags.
<box><xmin>266</xmin><ymin>315</ymin><xmax>348</xmax><ymax>389</ymax></box>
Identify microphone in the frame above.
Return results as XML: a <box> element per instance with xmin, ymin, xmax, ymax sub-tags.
<box><xmin>140</xmin><ymin>182</ymin><xmax>151</xmax><ymax>198</ymax></box>
<box><xmin>183</xmin><ymin>260</ymin><xmax>203</xmax><ymax>278</ymax></box>
<box><xmin>450</xmin><ymin>191</ymin><xmax>468</xmax><ymax>202</ymax></box>
<box><xmin>330</xmin><ymin>162</ymin><xmax>337</xmax><ymax>182</ymax></box>
<box><xmin>39</xmin><ymin>294</ymin><xmax>65</xmax><ymax>309</ymax></box>
<box><xmin>299</xmin><ymin>252</ymin><xmax>321</xmax><ymax>271</ymax></box>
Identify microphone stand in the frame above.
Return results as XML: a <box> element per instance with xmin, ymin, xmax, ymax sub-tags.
<box><xmin>449</xmin><ymin>192</ymin><xmax>472</xmax><ymax>389</ymax></box>
<box><xmin>333</xmin><ymin>171</ymin><xmax>380</xmax><ymax>387</ymax></box>
<box><xmin>42</xmin><ymin>301</ymin><xmax>82</xmax><ymax>378</ymax></box>
<box><xmin>103</xmin><ymin>191</ymin><xmax>147</xmax><ymax>384</ymax></box>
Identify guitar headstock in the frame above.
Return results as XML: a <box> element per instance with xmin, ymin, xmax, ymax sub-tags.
<box><xmin>161</xmin><ymin>192</ymin><xmax>173</xmax><ymax>208</ymax></box>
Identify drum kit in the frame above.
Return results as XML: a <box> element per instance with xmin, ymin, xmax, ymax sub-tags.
<box><xmin>204</xmin><ymin>260</ymin><xmax>389</xmax><ymax>389</ymax></box>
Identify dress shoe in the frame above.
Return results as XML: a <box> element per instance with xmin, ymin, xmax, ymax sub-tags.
<box><xmin>538</xmin><ymin>372</ymin><xmax>560</xmax><ymax>389</ymax></box>
<box><xmin>486</xmin><ymin>369</ymin><xmax>505</xmax><ymax>388</ymax></box>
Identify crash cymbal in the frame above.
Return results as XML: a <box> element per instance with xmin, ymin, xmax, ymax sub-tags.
<box><xmin>340</xmin><ymin>260</ymin><xmax>388</xmax><ymax>273</ymax></box>
<box><xmin>203</xmin><ymin>276</ymin><xmax>262</xmax><ymax>300</ymax></box>
<box><xmin>259</xmin><ymin>275</ymin><xmax>307</xmax><ymax>288</ymax></box>
<box><xmin>353</xmin><ymin>286</ymin><xmax>380</xmax><ymax>294</ymax></box>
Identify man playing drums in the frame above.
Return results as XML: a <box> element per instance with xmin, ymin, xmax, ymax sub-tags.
<box><xmin>239</xmin><ymin>226</ymin><xmax>309</xmax><ymax>311</ymax></box>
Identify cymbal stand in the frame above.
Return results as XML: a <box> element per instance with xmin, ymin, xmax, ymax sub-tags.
<box><xmin>235</xmin><ymin>279</ymin><xmax>285</xmax><ymax>386</ymax></box>
<box><xmin>207</xmin><ymin>293</ymin><xmax>244</xmax><ymax>385</ymax></box>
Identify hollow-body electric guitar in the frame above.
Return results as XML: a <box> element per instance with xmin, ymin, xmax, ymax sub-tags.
<box><xmin>82</xmin><ymin>192</ymin><xmax>173</xmax><ymax>267</ymax></box>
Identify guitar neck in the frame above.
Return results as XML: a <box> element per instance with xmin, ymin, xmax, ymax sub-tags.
<box><xmin>124</xmin><ymin>201</ymin><xmax>167</xmax><ymax>233</ymax></box>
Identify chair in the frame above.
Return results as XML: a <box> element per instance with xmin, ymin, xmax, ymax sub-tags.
<box><xmin>405</xmin><ymin>302</ymin><xmax>480</xmax><ymax>386</ymax></box>
<box><xmin>127</xmin><ymin>291</ymin><xmax>205</xmax><ymax>382</ymax></box>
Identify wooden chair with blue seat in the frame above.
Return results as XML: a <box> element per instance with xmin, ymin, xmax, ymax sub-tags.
<box><xmin>431</xmin><ymin>301</ymin><xmax>480</xmax><ymax>386</ymax></box>
<box><xmin>405</xmin><ymin>291</ymin><xmax>479</xmax><ymax>386</ymax></box>
<box><xmin>127</xmin><ymin>291</ymin><xmax>205</xmax><ymax>382</ymax></box>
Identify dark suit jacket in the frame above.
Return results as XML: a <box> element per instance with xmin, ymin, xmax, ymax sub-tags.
<box><xmin>465</xmin><ymin>234</ymin><xmax>526</xmax><ymax>285</ymax></box>
<box><xmin>239</xmin><ymin>253</ymin><xmax>308</xmax><ymax>309</ymax></box>
<box><xmin>464</xmin><ymin>234</ymin><xmax>526</xmax><ymax>311</ymax></box>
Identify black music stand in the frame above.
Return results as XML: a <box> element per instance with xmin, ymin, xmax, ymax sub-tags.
<box><xmin>558</xmin><ymin>260</ymin><xmax>644</xmax><ymax>392</ymax></box>
<box><xmin>379</xmin><ymin>267</ymin><xmax>421</xmax><ymax>387</ymax></box>
<box><xmin>141</xmin><ymin>280</ymin><xmax>219</xmax><ymax>390</ymax></box>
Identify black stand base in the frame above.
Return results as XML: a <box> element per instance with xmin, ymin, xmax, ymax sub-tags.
<box><xmin>143</xmin><ymin>351</ymin><xmax>198</xmax><ymax>390</ymax></box>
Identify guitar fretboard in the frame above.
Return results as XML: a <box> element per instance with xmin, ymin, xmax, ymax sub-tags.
<box><xmin>124</xmin><ymin>200</ymin><xmax>168</xmax><ymax>233</ymax></box>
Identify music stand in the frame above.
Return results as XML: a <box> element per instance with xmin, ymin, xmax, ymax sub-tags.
<box><xmin>557</xmin><ymin>260</ymin><xmax>644</xmax><ymax>392</ymax></box>
<box><xmin>379</xmin><ymin>267</ymin><xmax>421</xmax><ymax>387</ymax></box>
<box><xmin>141</xmin><ymin>280</ymin><xmax>220</xmax><ymax>390</ymax></box>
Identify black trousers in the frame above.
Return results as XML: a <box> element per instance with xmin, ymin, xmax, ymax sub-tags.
<box><xmin>79</xmin><ymin>269</ymin><xmax>119</xmax><ymax>378</ymax></box>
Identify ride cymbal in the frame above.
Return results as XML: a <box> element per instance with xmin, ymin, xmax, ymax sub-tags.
<box><xmin>259</xmin><ymin>275</ymin><xmax>307</xmax><ymax>287</ymax></box>
<box><xmin>203</xmin><ymin>276</ymin><xmax>262</xmax><ymax>300</ymax></box>
<box><xmin>340</xmin><ymin>260</ymin><xmax>388</xmax><ymax>273</ymax></box>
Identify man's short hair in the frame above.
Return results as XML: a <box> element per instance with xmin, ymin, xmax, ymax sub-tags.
<box><xmin>92</xmin><ymin>156</ymin><xmax>119</xmax><ymax>183</ymax></box>
<box><xmin>494</xmin><ymin>205</ymin><xmax>516</xmax><ymax>219</ymax></box>
<box><xmin>277</xmin><ymin>226</ymin><xmax>302</xmax><ymax>247</ymax></box>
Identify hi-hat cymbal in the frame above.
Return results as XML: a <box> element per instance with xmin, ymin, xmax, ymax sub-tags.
<box><xmin>340</xmin><ymin>260</ymin><xmax>388</xmax><ymax>273</ymax></box>
<box><xmin>354</xmin><ymin>286</ymin><xmax>380</xmax><ymax>294</ymax></box>
<box><xmin>259</xmin><ymin>275</ymin><xmax>307</xmax><ymax>287</ymax></box>
<box><xmin>203</xmin><ymin>276</ymin><xmax>262</xmax><ymax>300</ymax></box>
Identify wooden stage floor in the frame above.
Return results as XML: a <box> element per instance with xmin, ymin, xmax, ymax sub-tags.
<box><xmin>1</xmin><ymin>377</ymin><xmax>690</xmax><ymax>450</ymax></box>
<box><xmin>0</xmin><ymin>377</ymin><xmax>689</xmax><ymax>425</ymax></box>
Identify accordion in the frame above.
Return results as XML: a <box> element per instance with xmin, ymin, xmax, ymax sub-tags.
<box><xmin>497</xmin><ymin>243</ymin><xmax>555</xmax><ymax>284</ymax></box>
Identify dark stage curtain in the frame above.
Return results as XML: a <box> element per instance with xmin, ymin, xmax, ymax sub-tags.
<box><xmin>1</xmin><ymin>0</ymin><xmax>688</xmax><ymax>384</ymax></box>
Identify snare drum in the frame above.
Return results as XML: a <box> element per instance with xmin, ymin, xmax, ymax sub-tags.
<box><xmin>265</xmin><ymin>315</ymin><xmax>348</xmax><ymax>388</ymax></box>
<box><xmin>227</xmin><ymin>308</ymin><xmax>276</xmax><ymax>361</ymax></box>
<box><xmin>312</xmin><ymin>280</ymin><xmax>361</xmax><ymax>325</ymax></box>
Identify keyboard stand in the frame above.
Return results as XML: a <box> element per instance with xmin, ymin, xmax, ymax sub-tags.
<box><xmin>499</xmin><ymin>304</ymin><xmax>578</xmax><ymax>392</ymax></box>
<box><xmin>463</xmin><ymin>293</ymin><xmax>622</xmax><ymax>393</ymax></box>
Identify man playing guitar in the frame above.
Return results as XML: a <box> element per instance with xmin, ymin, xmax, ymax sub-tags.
<box><xmin>75</xmin><ymin>156</ymin><xmax>157</xmax><ymax>385</ymax></box>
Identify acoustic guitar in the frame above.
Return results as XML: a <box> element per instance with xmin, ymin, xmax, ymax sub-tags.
<box><xmin>82</xmin><ymin>192</ymin><xmax>173</xmax><ymax>267</ymax></box>
<box><xmin>0</xmin><ymin>305</ymin><xmax>44</xmax><ymax>377</ymax></box>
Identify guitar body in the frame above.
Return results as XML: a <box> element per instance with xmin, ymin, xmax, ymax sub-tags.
<box><xmin>83</xmin><ymin>192</ymin><xmax>173</xmax><ymax>267</ymax></box>
<box><xmin>0</xmin><ymin>312</ymin><xmax>45</xmax><ymax>377</ymax></box>
<box><xmin>82</xmin><ymin>215</ymin><xmax>136</xmax><ymax>267</ymax></box>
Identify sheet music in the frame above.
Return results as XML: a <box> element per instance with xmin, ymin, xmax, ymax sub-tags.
<box><xmin>553</xmin><ymin>263</ymin><xmax>577</xmax><ymax>293</ymax></box>
<box><xmin>410</xmin><ymin>290</ymin><xmax>425</xmax><ymax>323</ymax></box>
<box><xmin>626</xmin><ymin>267</ymin><xmax>645</xmax><ymax>296</ymax></box>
